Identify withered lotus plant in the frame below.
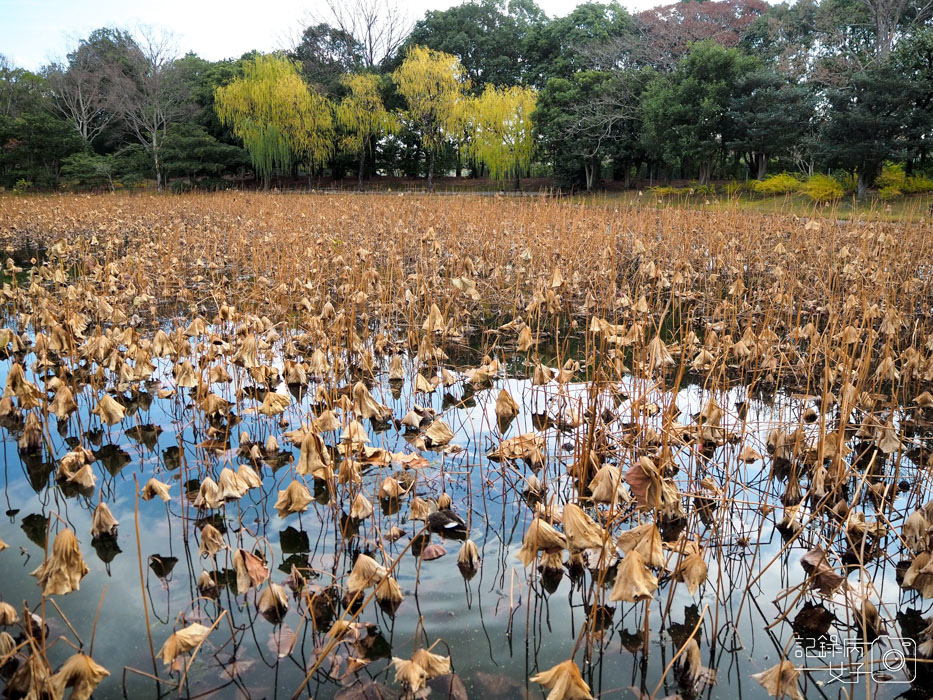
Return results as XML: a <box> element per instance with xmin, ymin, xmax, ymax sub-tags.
<box><xmin>530</xmin><ymin>659</ymin><xmax>593</xmax><ymax>700</ymax></box>
<box><xmin>32</xmin><ymin>528</ymin><xmax>89</xmax><ymax>595</ymax></box>
<box><xmin>159</xmin><ymin>623</ymin><xmax>212</xmax><ymax>667</ymax></box>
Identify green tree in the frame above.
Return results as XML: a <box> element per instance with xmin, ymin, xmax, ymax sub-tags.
<box><xmin>215</xmin><ymin>53</ymin><xmax>334</xmax><ymax>188</ymax></box>
<box><xmin>337</xmin><ymin>73</ymin><xmax>398</xmax><ymax>188</ymax></box>
<box><xmin>403</xmin><ymin>0</ymin><xmax>545</xmax><ymax>90</ymax></box>
<box><xmin>819</xmin><ymin>62</ymin><xmax>919</xmax><ymax>197</ymax></box>
<box><xmin>640</xmin><ymin>41</ymin><xmax>758</xmax><ymax>184</ymax></box>
<box><xmin>392</xmin><ymin>46</ymin><xmax>468</xmax><ymax>190</ymax></box>
<box><xmin>290</xmin><ymin>24</ymin><xmax>364</xmax><ymax>96</ymax></box>
<box><xmin>470</xmin><ymin>84</ymin><xmax>536</xmax><ymax>189</ymax></box>
<box><xmin>726</xmin><ymin>71</ymin><xmax>813</xmax><ymax>179</ymax></box>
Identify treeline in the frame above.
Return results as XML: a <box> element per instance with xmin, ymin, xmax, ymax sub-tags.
<box><xmin>1</xmin><ymin>0</ymin><xmax>932</xmax><ymax>196</ymax></box>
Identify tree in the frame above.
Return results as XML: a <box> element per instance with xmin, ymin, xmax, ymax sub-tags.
<box><xmin>315</xmin><ymin>0</ymin><xmax>411</xmax><ymax>69</ymax></box>
<box><xmin>640</xmin><ymin>41</ymin><xmax>758</xmax><ymax>184</ymax></box>
<box><xmin>403</xmin><ymin>0</ymin><xmax>546</xmax><ymax>90</ymax></box>
<box><xmin>525</xmin><ymin>2</ymin><xmax>636</xmax><ymax>86</ymax></box>
<box><xmin>215</xmin><ymin>53</ymin><xmax>334</xmax><ymax>188</ymax></box>
<box><xmin>534</xmin><ymin>70</ymin><xmax>621</xmax><ymax>190</ymax></box>
<box><xmin>635</xmin><ymin>0</ymin><xmax>769</xmax><ymax>70</ymax></box>
<box><xmin>470</xmin><ymin>84</ymin><xmax>537</xmax><ymax>189</ymax></box>
<box><xmin>290</xmin><ymin>23</ymin><xmax>364</xmax><ymax>95</ymax></box>
<box><xmin>393</xmin><ymin>46</ymin><xmax>468</xmax><ymax>190</ymax></box>
<box><xmin>105</xmin><ymin>29</ymin><xmax>191</xmax><ymax>189</ymax></box>
<box><xmin>337</xmin><ymin>73</ymin><xmax>397</xmax><ymax>188</ymax></box>
<box><xmin>43</xmin><ymin>28</ymin><xmax>136</xmax><ymax>144</ymax></box>
<box><xmin>726</xmin><ymin>71</ymin><xmax>813</xmax><ymax>178</ymax></box>
<box><xmin>819</xmin><ymin>62</ymin><xmax>919</xmax><ymax>196</ymax></box>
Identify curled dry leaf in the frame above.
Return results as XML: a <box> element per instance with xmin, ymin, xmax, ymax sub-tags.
<box><xmin>609</xmin><ymin>550</ymin><xmax>658</xmax><ymax>603</ymax></box>
<box><xmin>517</xmin><ymin>518</ymin><xmax>567</xmax><ymax>566</ymax></box>
<box><xmin>51</xmin><ymin>653</ymin><xmax>110</xmax><ymax>700</ymax></box>
<box><xmin>751</xmin><ymin>660</ymin><xmax>803</xmax><ymax>700</ymax></box>
<box><xmin>90</xmin><ymin>502</ymin><xmax>118</xmax><ymax>539</ymax></box>
<box><xmin>141</xmin><ymin>478</ymin><xmax>171</xmax><ymax>502</ymax></box>
<box><xmin>275</xmin><ymin>480</ymin><xmax>313</xmax><ymax>518</ymax></box>
<box><xmin>32</xmin><ymin>528</ymin><xmax>89</xmax><ymax>596</ymax></box>
<box><xmin>159</xmin><ymin>623</ymin><xmax>212</xmax><ymax>666</ymax></box>
<box><xmin>233</xmin><ymin>549</ymin><xmax>268</xmax><ymax>594</ymax></box>
<box><xmin>529</xmin><ymin>659</ymin><xmax>593</xmax><ymax>700</ymax></box>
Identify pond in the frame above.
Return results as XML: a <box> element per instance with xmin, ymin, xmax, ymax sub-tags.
<box><xmin>1</xmin><ymin>325</ymin><xmax>930</xmax><ymax>700</ymax></box>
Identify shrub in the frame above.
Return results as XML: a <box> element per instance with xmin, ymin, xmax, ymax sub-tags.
<box><xmin>800</xmin><ymin>174</ymin><xmax>843</xmax><ymax>202</ymax></box>
<box><xmin>722</xmin><ymin>180</ymin><xmax>745</xmax><ymax>196</ymax></box>
<box><xmin>752</xmin><ymin>173</ymin><xmax>801</xmax><ymax>196</ymax></box>
<box><xmin>878</xmin><ymin>185</ymin><xmax>902</xmax><ymax>201</ymax></box>
<box><xmin>876</xmin><ymin>163</ymin><xmax>905</xmax><ymax>189</ymax></box>
<box><xmin>834</xmin><ymin>172</ymin><xmax>857</xmax><ymax>195</ymax></box>
<box><xmin>903</xmin><ymin>175</ymin><xmax>933</xmax><ymax>194</ymax></box>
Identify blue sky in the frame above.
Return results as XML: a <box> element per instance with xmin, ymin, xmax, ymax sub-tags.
<box><xmin>0</xmin><ymin>0</ymin><xmax>659</xmax><ymax>70</ymax></box>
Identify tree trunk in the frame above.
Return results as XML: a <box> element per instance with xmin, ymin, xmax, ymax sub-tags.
<box><xmin>698</xmin><ymin>160</ymin><xmax>713</xmax><ymax>186</ymax></box>
<box><xmin>152</xmin><ymin>132</ymin><xmax>162</xmax><ymax>191</ymax></box>
<box><xmin>427</xmin><ymin>149</ymin><xmax>435</xmax><ymax>192</ymax></box>
<box><xmin>514</xmin><ymin>171</ymin><xmax>521</xmax><ymax>192</ymax></box>
<box><xmin>857</xmin><ymin>170</ymin><xmax>870</xmax><ymax>200</ymax></box>
<box><xmin>358</xmin><ymin>150</ymin><xmax>365</xmax><ymax>191</ymax></box>
<box><xmin>756</xmin><ymin>154</ymin><xmax>768</xmax><ymax>180</ymax></box>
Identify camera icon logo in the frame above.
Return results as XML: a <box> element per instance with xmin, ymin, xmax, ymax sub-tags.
<box><xmin>865</xmin><ymin>637</ymin><xmax>916</xmax><ymax>683</ymax></box>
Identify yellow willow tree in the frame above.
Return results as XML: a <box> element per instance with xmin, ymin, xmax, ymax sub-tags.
<box><xmin>215</xmin><ymin>54</ymin><xmax>333</xmax><ymax>188</ymax></box>
<box><xmin>470</xmin><ymin>84</ymin><xmax>537</xmax><ymax>191</ymax></box>
<box><xmin>392</xmin><ymin>46</ymin><xmax>467</xmax><ymax>192</ymax></box>
<box><xmin>337</xmin><ymin>73</ymin><xmax>398</xmax><ymax>190</ymax></box>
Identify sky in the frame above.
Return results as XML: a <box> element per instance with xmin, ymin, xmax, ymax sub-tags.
<box><xmin>0</xmin><ymin>0</ymin><xmax>663</xmax><ymax>71</ymax></box>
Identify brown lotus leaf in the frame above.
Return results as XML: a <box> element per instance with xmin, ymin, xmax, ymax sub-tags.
<box><xmin>259</xmin><ymin>391</ymin><xmax>290</xmax><ymax>416</ymax></box>
<box><xmin>92</xmin><ymin>394</ymin><xmax>125</xmax><ymax>425</ymax></box>
<box><xmin>198</xmin><ymin>524</ymin><xmax>227</xmax><ymax>557</ymax></box>
<box><xmin>352</xmin><ymin>381</ymin><xmax>390</xmax><ymax>421</ymax></box>
<box><xmin>409</xmin><ymin>496</ymin><xmax>432</xmax><ymax>521</ymax></box>
<box><xmin>517</xmin><ymin>518</ymin><xmax>567</xmax><ymax>567</ymax></box>
<box><xmin>800</xmin><ymin>547</ymin><xmax>845</xmax><ymax>596</ymax></box>
<box><xmin>609</xmin><ymin>550</ymin><xmax>658</xmax><ymax>603</ymax></box>
<box><xmin>193</xmin><ymin>477</ymin><xmax>221</xmax><ymax>509</ymax></box>
<box><xmin>347</xmin><ymin>554</ymin><xmax>387</xmax><ymax>593</ymax></box>
<box><xmin>588</xmin><ymin>464</ymin><xmax>631</xmax><ymax>505</ymax></box>
<box><xmin>751</xmin><ymin>660</ymin><xmax>803</xmax><ymax>700</ymax></box>
<box><xmin>616</xmin><ymin>524</ymin><xmax>665</xmax><ymax>569</ymax></box>
<box><xmin>495</xmin><ymin>389</ymin><xmax>519</xmax><ymax>424</ymax></box>
<box><xmin>562</xmin><ymin>503</ymin><xmax>605</xmax><ymax>552</ymax></box>
<box><xmin>458</xmin><ymin>539</ymin><xmax>480</xmax><ymax>570</ymax></box>
<box><xmin>0</xmin><ymin>601</ymin><xmax>18</xmax><ymax>625</ymax></box>
<box><xmin>673</xmin><ymin>551</ymin><xmax>708</xmax><ymax>595</ymax></box>
<box><xmin>159</xmin><ymin>623</ymin><xmax>212</xmax><ymax>666</ymax></box>
<box><xmin>141</xmin><ymin>478</ymin><xmax>171</xmax><ymax>502</ymax></box>
<box><xmin>258</xmin><ymin>582</ymin><xmax>289</xmax><ymax>619</ymax></box>
<box><xmin>421</xmin><ymin>544</ymin><xmax>447</xmax><ymax>560</ymax></box>
<box><xmin>529</xmin><ymin>659</ymin><xmax>593</xmax><ymax>700</ymax></box>
<box><xmin>275</xmin><ymin>480</ymin><xmax>313</xmax><ymax>518</ymax></box>
<box><xmin>51</xmin><ymin>652</ymin><xmax>110</xmax><ymax>700</ymax></box>
<box><xmin>237</xmin><ymin>464</ymin><xmax>262</xmax><ymax>490</ymax></box>
<box><xmin>233</xmin><ymin>548</ymin><xmax>268</xmax><ymax>593</ymax></box>
<box><xmin>376</xmin><ymin>575</ymin><xmax>403</xmax><ymax>605</ymax></box>
<box><xmin>392</xmin><ymin>657</ymin><xmax>427</xmax><ymax>692</ymax></box>
<box><xmin>90</xmin><ymin>502</ymin><xmax>118</xmax><ymax>539</ymax></box>
<box><xmin>32</xmin><ymin>528</ymin><xmax>89</xmax><ymax>595</ymax></box>
<box><xmin>217</xmin><ymin>467</ymin><xmax>247</xmax><ymax>500</ymax></box>
<box><xmin>297</xmin><ymin>430</ymin><xmax>332</xmax><ymax>480</ymax></box>
<box><xmin>350</xmin><ymin>493</ymin><xmax>374</xmax><ymax>520</ymax></box>
<box><xmin>424</xmin><ymin>419</ymin><xmax>454</xmax><ymax>447</ymax></box>
<box><xmin>903</xmin><ymin>510</ymin><xmax>930</xmax><ymax>553</ymax></box>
